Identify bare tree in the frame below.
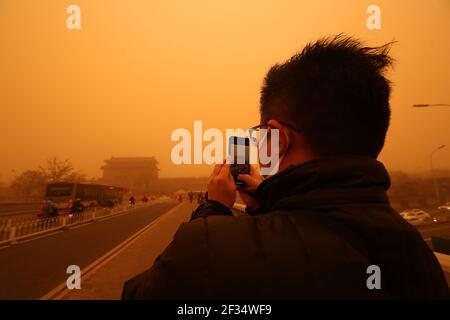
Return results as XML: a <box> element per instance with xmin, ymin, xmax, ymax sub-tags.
<box><xmin>64</xmin><ymin>171</ymin><xmax>86</xmax><ymax>183</ymax></box>
<box><xmin>39</xmin><ymin>157</ymin><xmax>74</xmax><ymax>183</ymax></box>
<box><xmin>10</xmin><ymin>170</ymin><xmax>47</xmax><ymax>200</ymax></box>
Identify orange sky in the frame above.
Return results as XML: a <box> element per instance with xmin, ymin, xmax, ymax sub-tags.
<box><xmin>0</xmin><ymin>0</ymin><xmax>449</xmax><ymax>182</ymax></box>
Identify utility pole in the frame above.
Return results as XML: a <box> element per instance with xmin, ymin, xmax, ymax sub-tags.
<box><xmin>430</xmin><ymin>145</ymin><xmax>446</xmax><ymax>206</ymax></box>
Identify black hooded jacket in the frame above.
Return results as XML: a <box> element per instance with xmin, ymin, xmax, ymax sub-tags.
<box><xmin>122</xmin><ymin>156</ymin><xmax>449</xmax><ymax>299</ymax></box>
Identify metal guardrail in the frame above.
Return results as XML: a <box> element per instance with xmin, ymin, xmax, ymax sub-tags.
<box><xmin>0</xmin><ymin>206</ymin><xmax>85</xmax><ymax>224</ymax></box>
<box><xmin>0</xmin><ymin>202</ymin><xmax>152</xmax><ymax>246</ymax></box>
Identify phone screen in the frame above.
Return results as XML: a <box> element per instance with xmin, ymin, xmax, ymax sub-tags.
<box><xmin>229</xmin><ymin>136</ymin><xmax>249</xmax><ymax>164</ymax></box>
<box><xmin>229</xmin><ymin>136</ymin><xmax>250</xmax><ymax>185</ymax></box>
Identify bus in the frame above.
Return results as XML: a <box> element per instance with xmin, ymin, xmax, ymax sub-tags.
<box><xmin>43</xmin><ymin>183</ymin><xmax>125</xmax><ymax>212</ymax></box>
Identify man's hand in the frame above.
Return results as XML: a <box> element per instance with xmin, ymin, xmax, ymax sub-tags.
<box><xmin>207</xmin><ymin>163</ymin><xmax>237</xmax><ymax>209</ymax></box>
<box><xmin>238</xmin><ymin>165</ymin><xmax>263</xmax><ymax>210</ymax></box>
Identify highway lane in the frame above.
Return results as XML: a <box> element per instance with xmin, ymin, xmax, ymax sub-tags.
<box><xmin>0</xmin><ymin>203</ymin><xmax>43</xmax><ymax>224</ymax></box>
<box><xmin>416</xmin><ymin>221</ymin><xmax>450</xmax><ymax>240</ymax></box>
<box><xmin>0</xmin><ymin>203</ymin><xmax>41</xmax><ymax>215</ymax></box>
<box><xmin>0</xmin><ymin>203</ymin><xmax>41</xmax><ymax>221</ymax></box>
<box><xmin>0</xmin><ymin>201</ymin><xmax>177</xmax><ymax>299</ymax></box>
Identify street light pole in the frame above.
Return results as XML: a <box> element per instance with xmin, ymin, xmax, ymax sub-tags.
<box><xmin>413</xmin><ymin>103</ymin><xmax>448</xmax><ymax>205</ymax></box>
<box><xmin>413</xmin><ymin>104</ymin><xmax>450</xmax><ymax>108</ymax></box>
<box><xmin>430</xmin><ymin>145</ymin><xmax>446</xmax><ymax>206</ymax></box>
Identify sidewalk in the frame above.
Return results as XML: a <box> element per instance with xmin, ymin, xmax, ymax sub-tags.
<box><xmin>60</xmin><ymin>201</ymin><xmax>194</xmax><ymax>300</ymax></box>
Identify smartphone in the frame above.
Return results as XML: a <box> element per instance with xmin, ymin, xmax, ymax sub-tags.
<box><xmin>228</xmin><ymin>136</ymin><xmax>250</xmax><ymax>186</ymax></box>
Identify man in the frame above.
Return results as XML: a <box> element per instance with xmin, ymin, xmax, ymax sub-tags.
<box><xmin>122</xmin><ymin>35</ymin><xmax>449</xmax><ymax>299</ymax></box>
<box><xmin>70</xmin><ymin>198</ymin><xmax>85</xmax><ymax>214</ymax></box>
<box><xmin>129</xmin><ymin>195</ymin><xmax>136</xmax><ymax>207</ymax></box>
<box><xmin>43</xmin><ymin>199</ymin><xmax>59</xmax><ymax>218</ymax></box>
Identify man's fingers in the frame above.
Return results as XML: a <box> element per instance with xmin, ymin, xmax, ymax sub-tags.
<box><xmin>210</xmin><ymin>163</ymin><xmax>223</xmax><ymax>177</ymax></box>
<box><xmin>237</xmin><ymin>174</ymin><xmax>253</xmax><ymax>185</ymax></box>
<box><xmin>238</xmin><ymin>174</ymin><xmax>261</xmax><ymax>189</ymax></box>
<box><xmin>218</xmin><ymin>163</ymin><xmax>231</xmax><ymax>178</ymax></box>
<box><xmin>249</xmin><ymin>164</ymin><xmax>263</xmax><ymax>180</ymax></box>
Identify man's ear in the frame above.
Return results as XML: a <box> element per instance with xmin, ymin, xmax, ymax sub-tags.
<box><xmin>267</xmin><ymin>119</ymin><xmax>289</xmax><ymax>156</ymax></box>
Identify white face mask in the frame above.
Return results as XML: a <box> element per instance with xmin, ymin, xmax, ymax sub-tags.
<box><xmin>258</xmin><ymin>127</ymin><xmax>290</xmax><ymax>177</ymax></box>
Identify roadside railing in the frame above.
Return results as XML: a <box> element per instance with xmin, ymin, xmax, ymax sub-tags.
<box><xmin>0</xmin><ymin>202</ymin><xmax>154</xmax><ymax>246</ymax></box>
<box><xmin>0</xmin><ymin>215</ymin><xmax>35</xmax><ymax>227</ymax></box>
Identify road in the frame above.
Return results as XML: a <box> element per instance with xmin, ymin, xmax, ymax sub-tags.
<box><xmin>0</xmin><ymin>203</ymin><xmax>41</xmax><ymax>215</ymax></box>
<box><xmin>0</xmin><ymin>201</ymin><xmax>177</xmax><ymax>299</ymax></box>
<box><xmin>0</xmin><ymin>203</ymin><xmax>41</xmax><ymax>221</ymax></box>
<box><xmin>0</xmin><ymin>201</ymin><xmax>448</xmax><ymax>299</ymax></box>
<box><xmin>417</xmin><ymin>221</ymin><xmax>450</xmax><ymax>241</ymax></box>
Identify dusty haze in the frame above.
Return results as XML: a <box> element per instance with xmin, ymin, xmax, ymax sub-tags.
<box><xmin>0</xmin><ymin>0</ymin><xmax>449</xmax><ymax>182</ymax></box>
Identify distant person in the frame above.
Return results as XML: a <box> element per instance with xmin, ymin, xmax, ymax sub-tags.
<box><xmin>142</xmin><ymin>195</ymin><xmax>149</xmax><ymax>203</ymax></box>
<box><xmin>188</xmin><ymin>192</ymin><xmax>194</xmax><ymax>203</ymax></box>
<box><xmin>197</xmin><ymin>192</ymin><xmax>204</xmax><ymax>204</ymax></box>
<box><xmin>43</xmin><ymin>199</ymin><xmax>58</xmax><ymax>218</ymax></box>
<box><xmin>129</xmin><ymin>196</ymin><xmax>136</xmax><ymax>207</ymax></box>
<box><xmin>70</xmin><ymin>198</ymin><xmax>84</xmax><ymax>214</ymax></box>
<box><xmin>122</xmin><ymin>35</ymin><xmax>449</xmax><ymax>299</ymax></box>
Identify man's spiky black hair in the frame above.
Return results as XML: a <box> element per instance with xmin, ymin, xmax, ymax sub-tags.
<box><xmin>260</xmin><ymin>34</ymin><xmax>395</xmax><ymax>158</ymax></box>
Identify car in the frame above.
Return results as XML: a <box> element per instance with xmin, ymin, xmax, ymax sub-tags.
<box><xmin>438</xmin><ymin>202</ymin><xmax>450</xmax><ymax>212</ymax></box>
<box><xmin>430</xmin><ymin>214</ymin><xmax>450</xmax><ymax>223</ymax></box>
<box><xmin>435</xmin><ymin>203</ymin><xmax>450</xmax><ymax>222</ymax></box>
<box><xmin>399</xmin><ymin>209</ymin><xmax>431</xmax><ymax>226</ymax></box>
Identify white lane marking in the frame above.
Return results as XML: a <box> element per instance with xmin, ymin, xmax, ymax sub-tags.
<box><xmin>40</xmin><ymin>201</ymin><xmax>181</xmax><ymax>300</ymax></box>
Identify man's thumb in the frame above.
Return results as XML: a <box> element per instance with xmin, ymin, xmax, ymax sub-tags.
<box><xmin>238</xmin><ymin>174</ymin><xmax>256</xmax><ymax>186</ymax></box>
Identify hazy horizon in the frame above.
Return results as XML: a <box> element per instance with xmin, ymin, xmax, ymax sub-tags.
<box><xmin>1</xmin><ymin>0</ymin><xmax>449</xmax><ymax>183</ymax></box>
